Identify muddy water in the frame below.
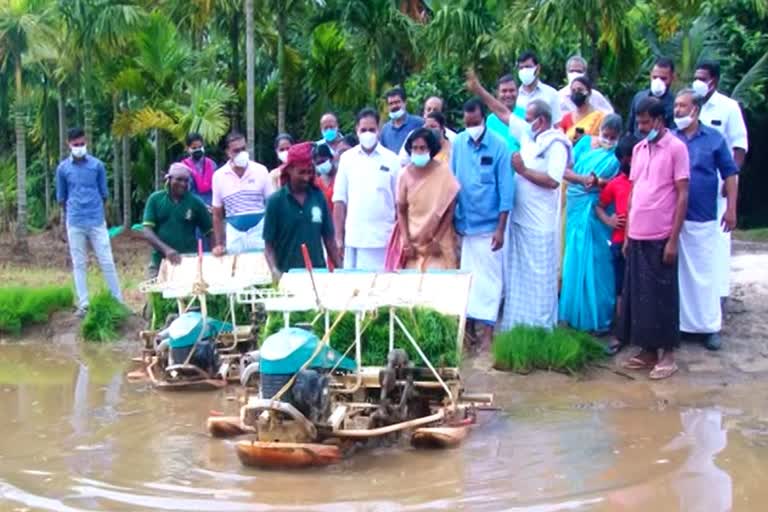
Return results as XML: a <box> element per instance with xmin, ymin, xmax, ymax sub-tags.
<box><xmin>2</xmin><ymin>341</ymin><xmax>767</xmax><ymax>512</ymax></box>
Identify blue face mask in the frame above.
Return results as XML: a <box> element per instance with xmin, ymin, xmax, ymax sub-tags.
<box><xmin>646</xmin><ymin>128</ymin><xmax>659</xmax><ymax>142</ymax></box>
<box><xmin>322</xmin><ymin>128</ymin><xmax>337</xmax><ymax>143</ymax></box>
<box><xmin>315</xmin><ymin>160</ymin><xmax>333</xmax><ymax>175</ymax></box>
<box><xmin>410</xmin><ymin>152</ymin><xmax>430</xmax><ymax>168</ymax></box>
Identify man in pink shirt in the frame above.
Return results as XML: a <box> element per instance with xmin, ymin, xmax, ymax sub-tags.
<box><xmin>618</xmin><ymin>97</ymin><xmax>690</xmax><ymax>380</ymax></box>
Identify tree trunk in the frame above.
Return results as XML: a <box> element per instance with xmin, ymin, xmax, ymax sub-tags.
<box><xmin>122</xmin><ymin>135</ymin><xmax>131</xmax><ymax>228</ymax></box>
<box><xmin>14</xmin><ymin>58</ymin><xmax>28</xmax><ymax>242</ymax></box>
<box><xmin>154</xmin><ymin>129</ymin><xmax>165</xmax><ymax>190</ymax></box>
<box><xmin>276</xmin><ymin>9</ymin><xmax>287</xmax><ymax>134</ymax></box>
<box><xmin>229</xmin><ymin>11</ymin><xmax>241</xmax><ymax>131</ymax></box>
<box><xmin>245</xmin><ymin>0</ymin><xmax>255</xmax><ymax>156</ymax></box>
<box><xmin>111</xmin><ymin>94</ymin><xmax>121</xmax><ymax>221</ymax></box>
<box><xmin>58</xmin><ymin>84</ymin><xmax>68</xmax><ymax>159</ymax></box>
<box><xmin>84</xmin><ymin>96</ymin><xmax>94</xmax><ymax>145</ymax></box>
<box><xmin>43</xmin><ymin>139</ymin><xmax>50</xmax><ymax>223</ymax></box>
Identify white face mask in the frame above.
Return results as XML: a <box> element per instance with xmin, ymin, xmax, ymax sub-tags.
<box><xmin>567</xmin><ymin>71</ymin><xmax>585</xmax><ymax>85</ymax></box>
<box><xmin>358</xmin><ymin>131</ymin><xmax>378</xmax><ymax>150</ymax></box>
<box><xmin>71</xmin><ymin>145</ymin><xmax>87</xmax><ymax>159</ymax></box>
<box><xmin>692</xmin><ymin>79</ymin><xmax>711</xmax><ymax>98</ymax></box>
<box><xmin>518</xmin><ymin>67</ymin><xmax>537</xmax><ymax>87</ymax></box>
<box><xmin>233</xmin><ymin>151</ymin><xmax>250</xmax><ymax>168</ymax></box>
<box><xmin>674</xmin><ymin>113</ymin><xmax>695</xmax><ymax>130</ymax></box>
<box><xmin>277</xmin><ymin>150</ymin><xmax>289</xmax><ymax>163</ymax></box>
<box><xmin>466</xmin><ymin>125</ymin><xmax>485</xmax><ymax>141</ymax></box>
<box><xmin>650</xmin><ymin>77</ymin><xmax>667</xmax><ymax>97</ymax></box>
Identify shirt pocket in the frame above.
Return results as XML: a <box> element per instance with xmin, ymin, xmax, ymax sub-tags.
<box><xmin>479</xmin><ymin>171</ymin><xmax>495</xmax><ymax>185</ymax></box>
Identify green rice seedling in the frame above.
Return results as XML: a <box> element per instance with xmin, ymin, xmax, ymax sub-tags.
<box><xmin>492</xmin><ymin>326</ymin><xmax>606</xmax><ymax>374</ymax></box>
<box><xmin>81</xmin><ymin>291</ymin><xmax>131</xmax><ymax>342</ymax></box>
<box><xmin>0</xmin><ymin>286</ymin><xmax>74</xmax><ymax>334</ymax></box>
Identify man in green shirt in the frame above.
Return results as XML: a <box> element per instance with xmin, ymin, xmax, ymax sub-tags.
<box><xmin>142</xmin><ymin>163</ymin><xmax>213</xmax><ymax>277</ymax></box>
<box><xmin>263</xmin><ymin>142</ymin><xmax>340</xmax><ymax>283</ymax></box>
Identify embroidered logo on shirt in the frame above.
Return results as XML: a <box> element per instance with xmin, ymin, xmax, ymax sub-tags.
<box><xmin>185</xmin><ymin>209</ymin><xmax>192</xmax><ymax>220</ymax></box>
<box><xmin>311</xmin><ymin>206</ymin><xmax>322</xmax><ymax>223</ymax></box>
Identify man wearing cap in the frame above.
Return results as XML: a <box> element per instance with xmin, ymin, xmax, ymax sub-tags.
<box><xmin>142</xmin><ymin>163</ymin><xmax>214</xmax><ymax>278</ymax></box>
<box><xmin>263</xmin><ymin>142</ymin><xmax>340</xmax><ymax>283</ymax></box>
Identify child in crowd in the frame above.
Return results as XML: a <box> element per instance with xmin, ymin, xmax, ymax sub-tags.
<box><xmin>596</xmin><ymin>134</ymin><xmax>640</xmax><ymax>354</ymax></box>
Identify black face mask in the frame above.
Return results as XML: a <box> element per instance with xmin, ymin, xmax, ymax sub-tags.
<box><xmin>571</xmin><ymin>91</ymin><xmax>588</xmax><ymax>107</ymax></box>
<box><xmin>191</xmin><ymin>148</ymin><xmax>204</xmax><ymax>161</ymax></box>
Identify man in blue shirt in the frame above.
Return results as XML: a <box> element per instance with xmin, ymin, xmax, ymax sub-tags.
<box><xmin>673</xmin><ymin>89</ymin><xmax>738</xmax><ymax>351</ymax></box>
<box><xmin>56</xmin><ymin>127</ymin><xmax>123</xmax><ymax>317</ymax></box>
<box><xmin>451</xmin><ymin>98</ymin><xmax>514</xmax><ymax>351</ymax></box>
<box><xmin>379</xmin><ymin>87</ymin><xmax>423</xmax><ymax>153</ymax></box>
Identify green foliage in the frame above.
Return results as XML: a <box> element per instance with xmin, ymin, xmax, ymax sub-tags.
<box><xmin>261</xmin><ymin>307</ymin><xmax>460</xmax><ymax>367</ymax></box>
<box><xmin>492</xmin><ymin>326</ymin><xmax>606</xmax><ymax>374</ymax></box>
<box><xmin>0</xmin><ymin>285</ymin><xmax>73</xmax><ymax>335</ymax></box>
<box><xmin>80</xmin><ymin>291</ymin><xmax>130</xmax><ymax>342</ymax></box>
<box><xmin>148</xmin><ymin>292</ymin><xmax>255</xmax><ymax>330</ymax></box>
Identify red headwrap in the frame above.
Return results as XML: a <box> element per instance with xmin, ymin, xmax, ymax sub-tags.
<box><xmin>280</xmin><ymin>141</ymin><xmax>314</xmax><ymax>187</ymax></box>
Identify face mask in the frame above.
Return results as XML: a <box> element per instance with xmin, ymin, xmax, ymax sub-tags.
<box><xmin>518</xmin><ymin>67</ymin><xmax>537</xmax><ymax>86</ymax></box>
<box><xmin>646</xmin><ymin>127</ymin><xmax>660</xmax><ymax>143</ymax></box>
<box><xmin>598</xmin><ymin>135</ymin><xmax>617</xmax><ymax>149</ymax></box>
<box><xmin>430</xmin><ymin>128</ymin><xmax>443</xmax><ymax>141</ymax></box>
<box><xmin>190</xmin><ymin>147</ymin><xmax>204</xmax><ymax>160</ymax></box>
<box><xmin>233</xmin><ymin>150</ymin><xmax>249</xmax><ymax>168</ymax></box>
<box><xmin>277</xmin><ymin>150</ymin><xmax>289</xmax><ymax>163</ymax></box>
<box><xmin>388</xmin><ymin>108</ymin><xmax>405</xmax><ymax>120</ymax></box>
<box><xmin>315</xmin><ymin>160</ymin><xmax>333</xmax><ymax>175</ymax></box>
<box><xmin>411</xmin><ymin>152</ymin><xmax>430</xmax><ymax>168</ymax></box>
<box><xmin>71</xmin><ymin>145</ymin><xmax>87</xmax><ymax>159</ymax></box>
<box><xmin>358</xmin><ymin>131</ymin><xmax>378</xmax><ymax>150</ymax></box>
<box><xmin>692</xmin><ymin>79</ymin><xmax>711</xmax><ymax>98</ymax></box>
<box><xmin>525</xmin><ymin>118</ymin><xmax>540</xmax><ymax>139</ymax></box>
<box><xmin>570</xmin><ymin>91</ymin><xmax>588</xmax><ymax>107</ymax></box>
<box><xmin>322</xmin><ymin>128</ymin><xmax>338</xmax><ymax>142</ymax></box>
<box><xmin>466</xmin><ymin>125</ymin><xmax>485</xmax><ymax>141</ymax></box>
<box><xmin>567</xmin><ymin>72</ymin><xmax>585</xmax><ymax>84</ymax></box>
<box><xmin>650</xmin><ymin>77</ymin><xmax>667</xmax><ymax>97</ymax></box>
<box><xmin>674</xmin><ymin>113</ymin><xmax>694</xmax><ymax>130</ymax></box>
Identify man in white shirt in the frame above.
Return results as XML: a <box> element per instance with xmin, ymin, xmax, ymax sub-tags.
<box><xmin>558</xmin><ymin>55</ymin><xmax>614</xmax><ymax>115</ymax></box>
<box><xmin>693</xmin><ymin>59</ymin><xmax>749</xmax><ymax>305</ymax></box>
<box><xmin>515</xmin><ymin>51</ymin><xmax>562</xmax><ymax>125</ymax></box>
<box><xmin>502</xmin><ymin>100</ymin><xmax>571</xmax><ymax>330</ymax></box>
<box><xmin>212</xmin><ymin>132</ymin><xmax>273</xmax><ymax>255</ymax></box>
<box><xmin>332</xmin><ymin>107</ymin><xmax>400</xmax><ymax>270</ymax></box>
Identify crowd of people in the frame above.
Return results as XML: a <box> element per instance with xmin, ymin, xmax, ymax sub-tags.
<box><xmin>55</xmin><ymin>51</ymin><xmax>748</xmax><ymax>381</ymax></box>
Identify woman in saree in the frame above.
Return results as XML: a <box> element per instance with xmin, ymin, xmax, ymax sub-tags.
<box><xmin>559</xmin><ymin>114</ymin><xmax>623</xmax><ymax>333</ymax></box>
<box><xmin>559</xmin><ymin>76</ymin><xmax>605</xmax><ymax>143</ymax></box>
<box><xmin>387</xmin><ymin>128</ymin><xmax>460</xmax><ymax>271</ymax></box>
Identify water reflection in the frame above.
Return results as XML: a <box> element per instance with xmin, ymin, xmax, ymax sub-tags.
<box><xmin>0</xmin><ymin>342</ymin><xmax>762</xmax><ymax>511</ymax></box>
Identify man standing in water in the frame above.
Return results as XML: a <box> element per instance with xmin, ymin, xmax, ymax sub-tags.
<box><xmin>619</xmin><ymin>97</ymin><xmax>689</xmax><ymax>380</ymax></box>
<box><xmin>142</xmin><ymin>163</ymin><xmax>213</xmax><ymax>278</ymax></box>
<box><xmin>56</xmin><ymin>127</ymin><xmax>124</xmax><ymax>317</ymax></box>
<box><xmin>263</xmin><ymin>142</ymin><xmax>340</xmax><ymax>283</ymax></box>
<box><xmin>211</xmin><ymin>132</ymin><xmax>273</xmax><ymax>255</ymax></box>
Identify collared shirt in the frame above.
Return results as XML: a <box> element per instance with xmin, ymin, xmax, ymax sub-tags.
<box><xmin>332</xmin><ymin>143</ymin><xmax>399</xmax><ymax>248</ymax></box>
<box><xmin>699</xmin><ymin>90</ymin><xmax>749</xmax><ymax>152</ymax></box>
<box><xmin>514</xmin><ymin>129</ymin><xmax>569</xmax><ymax>232</ymax></box>
<box><xmin>263</xmin><ymin>185</ymin><xmax>334</xmax><ymax>272</ymax></box>
<box><xmin>451</xmin><ymin>129</ymin><xmax>515</xmax><ymax>236</ymax></box>
<box><xmin>558</xmin><ymin>86</ymin><xmax>614</xmax><ymax>115</ymax></box>
<box><xmin>55</xmin><ymin>154</ymin><xmax>108</xmax><ymax>228</ymax></box>
<box><xmin>599</xmin><ymin>173</ymin><xmax>632</xmax><ymax>243</ymax></box>
<box><xmin>627</xmin><ymin>89</ymin><xmax>675</xmax><ymax>135</ymax></box>
<box><xmin>674</xmin><ymin>125</ymin><xmax>738</xmax><ymax>222</ymax></box>
<box><xmin>516</xmin><ymin>80</ymin><xmax>562</xmax><ymax>124</ymax></box>
<box><xmin>628</xmin><ymin>130</ymin><xmax>690</xmax><ymax>240</ymax></box>
<box><xmin>211</xmin><ymin>160</ymin><xmax>273</xmax><ymax>217</ymax></box>
<box><xmin>487</xmin><ymin>107</ymin><xmax>526</xmax><ymax>153</ymax></box>
<box><xmin>142</xmin><ymin>190</ymin><xmax>213</xmax><ymax>266</ymax></box>
<box><xmin>380</xmin><ymin>113</ymin><xmax>424</xmax><ymax>153</ymax></box>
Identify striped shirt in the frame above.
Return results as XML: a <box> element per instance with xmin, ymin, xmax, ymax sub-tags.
<box><xmin>212</xmin><ymin>160</ymin><xmax>274</xmax><ymax>217</ymax></box>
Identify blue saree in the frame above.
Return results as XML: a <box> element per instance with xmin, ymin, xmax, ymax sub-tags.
<box><xmin>559</xmin><ymin>136</ymin><xmax>619</xmax><ymax>332</ymax></box>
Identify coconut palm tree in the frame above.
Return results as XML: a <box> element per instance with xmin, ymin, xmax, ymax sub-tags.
<box><xmin>0</xmin><ymin>0</ymin><xmax>55</xmax><ymax>242</ymax></box>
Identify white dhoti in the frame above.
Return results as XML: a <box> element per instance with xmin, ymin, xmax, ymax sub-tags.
<box><xmin>679</xmin><ymin>220</ymin><xmax>722</xmax><ymax>333</ymax></box>
<box><xmin>501</xmin><ymin>222</ymin><xmax>558</xmax><ymax>330</ymax></box>
<box><xmin>344</xmin><ymin>247</ymin><xmax>386</xmax><ymax>271</ymax></box>
<box><xmin>715</xmin><ymin>178</ymin><xmax>731</xmax><ymax>298</ymax></box>
<box><xmin>460</xmin><ymin>233</ymin><xmax>503</xmax><ymax>325</ymax></box>
<box><xmin>225</xmin><ymin>221</ymin><xmax>265</xmax><ymax>254</ymax></box>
